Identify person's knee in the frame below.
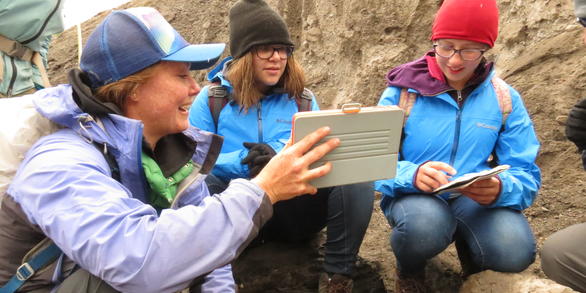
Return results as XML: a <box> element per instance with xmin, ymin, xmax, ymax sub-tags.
<box><xmin>540</xmin><ymin>232</ymin><xmax>570</xmax><ymax>279</ymax></box>
<box><xmin>481</xmin><ymin>232</ymin><xmax>536</xmax><ymax>272</ymax></box>
<box><xmin>389</xmin><ymin>196</ymin><xmax>455</xmax><ymax>257</ymax></box>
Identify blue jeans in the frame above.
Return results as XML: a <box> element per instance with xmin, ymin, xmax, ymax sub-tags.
<box><xmin>382</xmin><ymin>194</ymin><xmax>535</xmax><ymax>275</ymax></box>
<box><xmin>206</xmin><ymin>174</ymin><xmax>374</xmax><ymax>275</ymax></box>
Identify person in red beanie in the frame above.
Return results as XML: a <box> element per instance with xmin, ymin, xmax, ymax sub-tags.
<box><xmin>374</xmin><ymin>0</ymin><xmax>541</xmax><ymax>291</ymax></box>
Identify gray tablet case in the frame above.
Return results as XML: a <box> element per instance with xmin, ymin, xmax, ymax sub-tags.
<box><xmin>292</xmin><ymin>104</ymin><xmax>404</xmax><ymax>188</ymax></box>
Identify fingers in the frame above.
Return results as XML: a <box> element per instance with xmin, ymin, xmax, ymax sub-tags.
<box><xmin>253</xmin><ymin>156</ymin><xmax>271</xmax><ymax>166</ymax></box>
<box><xmin>289</xmin><ymin>127</ymin><xmax>332</xmax><ymax>155</ymax></box>
<box><xmin>304</xmin><ymin>161</ymin><xmax>333</xmax><ymax>181</ymax></box>
<box><xmin>299</xmin><ymin>137</ymin><xmax>339</xmax><ymax>168</ymax></box>
<box><xmin>415</xmin><ymin>161</ymin><xmax>456</xmax><ymax>192</ymax></box>
<box><xmin>241</xmin><ymin>149</ymin><xmax>262</xmax><ymax>165</ymax></box>
<box><xmin>243</xmin><ymin>142</ymin><xmax>256</xmax><ymax>149</ymax></box>
<box><xmin>425</xmin><ymin>161</ymin><xmax>457</xmax><ymax>176</ymax></box>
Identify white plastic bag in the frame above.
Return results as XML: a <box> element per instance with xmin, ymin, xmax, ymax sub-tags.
<box><xmin>0</xmin><ymin>95</ymin><xmax>59</xmax><ymax>205</ymax></box>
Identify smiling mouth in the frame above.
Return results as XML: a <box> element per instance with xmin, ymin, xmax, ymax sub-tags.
<box><xmin>179</xmin><ymin>105</ymin><xmax>191</xmax><ymax>112</ymax></box>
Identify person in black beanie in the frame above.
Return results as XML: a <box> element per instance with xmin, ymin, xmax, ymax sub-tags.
<box><xmin>565</xmin><ymin>99</ymin><xmax>586</xmax><ymax>169</ymax></box>
<box><xmin>188</xmin><ymin>0</ymin><xmax>374</xmax><ymax>292</ymax></box>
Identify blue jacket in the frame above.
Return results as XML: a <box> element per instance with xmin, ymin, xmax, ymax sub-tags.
<box><xmin>189</xmin><ymin>57</ymin><xmax>319</xmax><ymax>182</ymax></box>
<box><xmin>375</xmin><ymin>56</ymin><xmax>541</xmax><ymax>211</ymax></box>
<box><xmin>5</xmin><ymin>85</ymin><xmax>273</xmax><ymax>292</ymax></box>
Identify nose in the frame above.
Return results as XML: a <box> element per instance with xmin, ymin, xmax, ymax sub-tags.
<box><xmin>189</xmin><ymin>77</ymin><xmax>201</xmax><ymax>97</ymax></box>
<box><xmin>448</xmin><ymin>51</ymin><xmax>464</xmax><ymax>65</ymax></box>
<box><xmin>268</xmin><ymin>49</ymin><xmax>281</xmax><ymax>61</ymax></box>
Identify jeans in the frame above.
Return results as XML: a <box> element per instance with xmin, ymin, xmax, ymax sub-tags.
<box><xmin>382</xmin><ymin>194</ymin><xmax>535</xmax><ymax>275</ymax></box>
<box><xmin>206</xmin><ymin>174</ymin><xmax>374</xmax><ymax>275</ymax></box>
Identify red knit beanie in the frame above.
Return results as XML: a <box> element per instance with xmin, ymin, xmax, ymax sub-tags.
<box><xmin>431</xmin><ymin>0</ymin><xmax>499</xmax><ymax>48</ymax></box>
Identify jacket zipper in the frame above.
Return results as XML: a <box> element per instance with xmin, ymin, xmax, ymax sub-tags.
<box><xmin>21</xmin><ymin>0</ymin><xmax>62</xmax><ymax>44</ymax></box>
<box><xmin>257</xmin><ymin>102</ymin><xmax>263</xmax><ymax>142</ymax></box>
<box><xmin>449</xmin><ymin>90</ymin><xmax>463</xmax><ymax>166</ymax></box>
<box><xmin>7</xmin><ymin>58</ymin><xmax>17</xmax><ymax>97</ymax></box>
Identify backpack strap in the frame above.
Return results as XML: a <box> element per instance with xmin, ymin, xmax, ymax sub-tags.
<box><xmin>397</xmin><ymin>88</ymin><xmax>417</xmax><ymax>126</ymax></box>
<box><xmin>0</xmin><ymin>35</ymin><xmax>51</xmax><ymax>89</ymax></box>
<box><xmin>207</xmin><ymin>84</ymin><xmax>230</xmax><ymax>130</ymax></box>
<box><xmin>0</xmin><ymin>133</ymin><xmax>121</xmax><ymax>293</ymax></box>
<box><xmin>1</xmin><ymin>239</ymin><xmax>61</xmax><ymax>293</ymax></box>
<box><xmin>295</xmin><ymin>88</ymin><xmax>313</xmax><ymax>112</ymax></box>
<box><xmin>0</xmin><ymin>35</ymin><xmax>35</xmax><ymax>62</ymax></box>
<box><xmin>491</xmin><ymin>77</ymin><xmax>512</xmax><ymax>128</ymax></box>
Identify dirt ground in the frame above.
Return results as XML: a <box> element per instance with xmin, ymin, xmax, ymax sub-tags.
<box><xmin>47</xmin><ymin>0</ymin><xmax>586</xmax><ymax>292</ymax></box>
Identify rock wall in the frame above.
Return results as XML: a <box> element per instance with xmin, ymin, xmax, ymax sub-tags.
<box><xmin>46</xmin><ymin>0</ymin><xmax>586</xmax><ymax>291</ymax></box>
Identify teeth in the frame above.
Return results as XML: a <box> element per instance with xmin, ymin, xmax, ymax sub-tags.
<box><xmin>180</xmin><ymin>105</ymin><xmax>190</xmax><ymax>111</ymax></box>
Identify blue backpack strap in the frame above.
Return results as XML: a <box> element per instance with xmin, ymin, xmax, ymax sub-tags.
<box><xmin>1</xmin><ymin>240</ymin><xmax>61</xmax><ymax>293</ymax></box>
<box><xmin>295</xmin><ymin>88</ymin><xmax>313</xmax><ymax>112</ymax></box>
<box><xmin>0</xmin><ymin>137</ymin><xmax>121</xmax><ymax>292</ymax></box>
<box><xmin>207</xmin><ymin>83</ymin><xmax>230</xmax><ymax>130</ymax></box>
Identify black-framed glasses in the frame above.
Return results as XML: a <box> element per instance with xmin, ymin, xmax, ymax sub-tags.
<box><xmin>433</xmin><ymin>44</ymin><xmax>486</xmax><ymax>61</ymax></box>
<box><xmin>254</xmin><ymin>45</ymin><xmax>294</xmax><ymax>60</ymax></box>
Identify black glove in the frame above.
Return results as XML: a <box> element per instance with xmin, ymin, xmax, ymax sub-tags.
<box><xmin>566</xmin><ymin>99</ymin><xmax>586</xmax><ymax>170</ymax></box>
<box><xmin>241</xmin><ymin>142</ymin><xmax>277</xmax><ymax>178</ymax></box>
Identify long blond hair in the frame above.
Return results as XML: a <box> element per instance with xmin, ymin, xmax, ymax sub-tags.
<box><xmin>94</xmin><ymin>62</ymin><xmax>162</xmax><ymax>112</ymax></box>
<box><xmin>226</xmin><ymin>52</ymin><xmax>305</xmax><ymax>110</ymax></box>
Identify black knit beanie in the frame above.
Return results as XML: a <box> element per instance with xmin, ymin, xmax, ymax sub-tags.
<box><xmin>229</xmin><ymin>0</ymin><xmax>294</xmax><ymax>58</ymax></box>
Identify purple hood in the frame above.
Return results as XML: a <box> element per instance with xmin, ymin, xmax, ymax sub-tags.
<box><xmin>386</xmin><ymin>50</ymin><xmax>493</xmax><ymax>96</ymax></box>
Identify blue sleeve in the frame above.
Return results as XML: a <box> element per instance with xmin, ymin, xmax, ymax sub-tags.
<box><xmin>201</xmin><ymin>264</ymin><xmax>236</xmax><ymax>292</ymax></box>
<box><xmin>489</xmin><ymin>86</ymin><xmax>541</xmax><ymax>210</ymax></box>
<box><xmin>374</xmin><ymin>87</ymin><xmax>421</xmax><ymax>198</ymax></box>
<box><xmin>213</xmin><ymin>149</ymin><xmax>250</xmax><ymax>181</ymax></box>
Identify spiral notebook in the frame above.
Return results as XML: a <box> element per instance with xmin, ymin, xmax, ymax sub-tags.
<box><xmin>292</xmin><ymin>104</ymin><xmax>404</xmax><ymax>188</ymax></box>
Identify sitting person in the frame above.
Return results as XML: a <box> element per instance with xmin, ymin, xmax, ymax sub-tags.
<box><xmin>0</xmin><ymin>7</ymin><xmax>339</xmax><ymax>293</ymax></box>
<box><xmin>188</xmin><ymin>0</ymin><xmax>374</xmax><ymax>292</ymax></box>
<box><xmin>374</xmin><ymin>0</ymin><xmax>541</xmax><ymax>292</ymax></box>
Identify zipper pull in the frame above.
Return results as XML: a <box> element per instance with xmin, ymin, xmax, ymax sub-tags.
<box><xmin>457</xmin><ymin>90</ymin><xmax>463</xmax><ymax>107</ymax></box>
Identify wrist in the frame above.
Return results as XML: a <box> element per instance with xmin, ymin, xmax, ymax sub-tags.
<box><xmin>251</xmin><ymin>177</ymin><xmax>277</xmax><ymax>204</ymax></box>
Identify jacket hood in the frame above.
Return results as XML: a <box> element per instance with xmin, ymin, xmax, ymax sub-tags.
<box><xmin>207</xmin><ymin>56</ymin><xmax>234</xmax><ymax>86</ymax></box>
<box><xmin>386</xmin><ymin>50</ymin><xmax>493</xmax><ymax>96</ymax></box>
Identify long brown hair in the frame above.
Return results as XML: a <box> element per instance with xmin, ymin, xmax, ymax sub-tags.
<box><xmin>94</xmin><ymin>62</ymin><xmax>162</xmax><ymax>112</ymax></box>
<box><xmin>226</xmin><ymin>51</ymin><xmax>306</xmax><ymax>110</ymax></box>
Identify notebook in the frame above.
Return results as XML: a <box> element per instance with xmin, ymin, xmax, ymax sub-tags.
<box><xmin>292</xmin><ymin>103</ymin><xmax>404</xmax><ymax>188</ymax></box>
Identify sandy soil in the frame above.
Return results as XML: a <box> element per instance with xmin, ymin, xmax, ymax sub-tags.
<box><xmin>47</xmin><ymin>0</ymin><xmax>586</xmax><ymax>292</ymax></box>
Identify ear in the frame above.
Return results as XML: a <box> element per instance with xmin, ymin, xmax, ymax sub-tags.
<box><xmin>129</xmin><ymin>89</ymin><xmax>140</xmax><ymax>102</ymax></box>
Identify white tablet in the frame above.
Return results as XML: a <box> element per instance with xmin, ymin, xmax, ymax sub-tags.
<box><xmin>292</xmin><ymin>104</ymin><xmax>404</xmax><ymax>188</ymax></box>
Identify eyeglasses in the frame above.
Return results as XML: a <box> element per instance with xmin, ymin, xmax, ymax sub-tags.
<box><xmin>433</xmin><ymin>44</ymin><xmax>486</xmax><ymax>61</ymax></box>
<box><xmin>254</xmin><ymin>45</ymin><xmax>294</xmax><ymax>60</ymax></box>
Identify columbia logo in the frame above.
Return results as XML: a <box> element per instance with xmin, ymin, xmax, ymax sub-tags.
<box><xmin>476</xmin><ymin>122</ymin><xmax>498</xmax><ymax>131</ymax></box>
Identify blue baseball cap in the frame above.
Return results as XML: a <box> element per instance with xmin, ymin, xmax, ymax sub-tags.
<box><xmin>81</xmin><ymin>7</ymin><xmax>225</xmax><ymax>88</ymax></box>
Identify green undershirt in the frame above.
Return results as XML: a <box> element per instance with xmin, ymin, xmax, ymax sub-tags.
<box><xmin>141</xmin><ymin>152</ymin><xmax>195</xmax><ymax>210</ymax></box>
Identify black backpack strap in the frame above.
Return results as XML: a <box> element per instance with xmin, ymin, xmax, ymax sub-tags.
<box><xmin>296</xmin><ymin>88</ymin><xmax>313</xmax><ymax>112</ymax></box>
<box><xmin>92</xmin><ymin>142</ymin><xmax>121</xmax><ymax>182</ymax></box>
<box><xmin>207</xmin><ymin>84</ymin><xmax>230</xmax><ymax>130</ymax></box>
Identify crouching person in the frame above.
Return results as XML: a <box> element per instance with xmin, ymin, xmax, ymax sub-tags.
<box><xmin>0</xmin><ymin>7</ymin><xmax>339</xmax><ymax>293</ymax></box>
<box><xmin>188</xmin><ymin>1</ymin><xmax>374</xmax><ymax>292</ymax></box>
